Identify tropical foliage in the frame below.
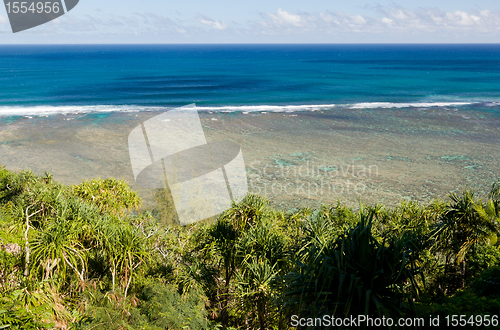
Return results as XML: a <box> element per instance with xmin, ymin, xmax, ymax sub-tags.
<box><xmin>0</xmin><ymin>166</ymin><xmax>499</xmax><ymax>329</ymax></box>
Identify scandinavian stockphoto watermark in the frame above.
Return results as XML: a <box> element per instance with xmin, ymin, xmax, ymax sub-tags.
<box><xmin>248</xmin><ymin>160</ymin><xmax>379</xmax><ymax>199</ymax></box>
<box><xmin>3</xmin><ymin>0</ymin><xmax>79</xmax><ymax>33</ymax></box>
<box><xmin>128</xmin><ymin>104</ymin><xmax>248</xmax><ymax>226</ymax></box>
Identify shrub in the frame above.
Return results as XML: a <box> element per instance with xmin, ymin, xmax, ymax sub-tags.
<box><xmin>139</xmin><ymin>283</ymin><xmax>208</xmax><ymax>329</ymax></box>
<box><xmin>281</xmin><ymin>209</ymin><xmax>419</xmax><ymax>325</ymax></box>
<box><xmin>471</xmin><ymin>266</ymin><xmax>500</xmax><ymax>298</ymax></box>
<box><xmin>72</xmin><ymin>178</ymin><xmax>141</xmax><ymax>216</ymax></box>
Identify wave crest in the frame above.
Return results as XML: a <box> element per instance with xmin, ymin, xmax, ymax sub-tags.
<box><xmin>0</xmin><ymin>101</ymin><xmax>482</xmax><ymax>117</ymax></box>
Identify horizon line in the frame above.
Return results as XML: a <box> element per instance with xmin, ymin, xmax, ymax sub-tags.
<box><xmin>1</xmin><ymin>42</ymin><xmax>500</xmax><ymax>45</ymax></box>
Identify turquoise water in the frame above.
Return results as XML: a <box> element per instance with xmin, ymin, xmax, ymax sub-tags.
<box><xmin>1</xmin><ymin>44</ymin><xmax>499</xmax><ymax>208</ymax></box>
<box><xmin>0</xmin><ymin>44</ymin><xmax>500</xmax><ymax>115</ymax></box>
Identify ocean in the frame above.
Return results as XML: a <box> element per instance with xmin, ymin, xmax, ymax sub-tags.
<box><xmin>1</xmin><ymin>44</ymin><xmax>500</xmax><ymax>113</ymax></box>
<box><xmin>0</xmin><ymin>44</ymin><xmax>499</xmax><ymax>209</ymax></box>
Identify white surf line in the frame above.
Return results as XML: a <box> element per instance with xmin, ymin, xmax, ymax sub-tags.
<box><xmin>0</xmin><ymin>105</ymin><xmax>146</xmax><ymax>117</ymax></box>
<box><xmin>349</xmin><ymin>102</ymin><xmax>474</xmax><ymax>109</ymax></box>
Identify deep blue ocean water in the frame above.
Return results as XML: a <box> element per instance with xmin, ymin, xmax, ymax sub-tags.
<box><xmin>1</xmin><ymin>44</ymin><xmax>500</xmax><ymax>115</ymax></box>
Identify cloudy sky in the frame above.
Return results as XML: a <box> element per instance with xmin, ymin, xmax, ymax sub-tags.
<box><xmin>1</xmin><ymin>0</ymin><xmax>500</xmax><ymax>43</ymax></box>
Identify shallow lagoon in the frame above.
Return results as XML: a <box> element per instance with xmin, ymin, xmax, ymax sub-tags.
<box><xmin>0</xmin><ymin>104</ymin><xmax>498</xmax><ymax>210</ymax></box>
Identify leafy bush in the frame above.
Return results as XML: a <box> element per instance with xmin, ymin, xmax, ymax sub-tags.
<box><xmin>0</xmin><ymin>304</ymin><xmax>51</xmax><ymax>330</ymax></box>
<box><xmin>428</xmin><ymin>290</ymin><xmax>500</xmax><ymax>326</ymax></box>
<box><xmin>466</xmin><ymin>244</ymin><xmax>500</xmax><ymax>283</ymax></box>
<box><xmin>77</xmin><ymin>289</ymin><xmax>151</xmax><ymax>330</ymax></box>
<box><xmin>139</xmin><ymin>283</ymin><xmax>208</xmax><ymax>329</ymax></box>
<box><xmin>471</xmin><ymin>266</ymin><xmax>500</xmax><ymax>298</ymax></box>
<box><xmin>0</xmin><ymin>289</ymin><xmax>54</xmax><ymax>329</ymax></box>
<box><xmin>72</xmin><ymin>178</ymin><xmax>141</xmax><ymax>216</ymax></box>
<box><xmin>3</xmin><ymin>166</ymin><xmax>500</xmax><ymax>330</ymax></box>
<box><xmin>281</xmin><ymin>209</ymin><xmax>419</xmax><ymax>324</ymax></box>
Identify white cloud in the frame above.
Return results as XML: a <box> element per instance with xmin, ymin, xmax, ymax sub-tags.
<box><xmin>445</xmin><ymin>11</ymin><xmax>475</xmax><ymax>26</ymax></box>
<box><xmin>319</xmin><ymin>12</ymin><xmax>334</xmax><ymax>23</ymax></box>
<box><xmin>391</xmin><ymin>9</ymin><xmax>409</xmax><ymax>20</ymax></box>
<box><xmin>351</xmin><ymin>14</ymin><xmax>366</xmax><ymax>25</ymax></box>
<box><xmin>256</xmin><ymin>8</ymin><xmax>318</xmax><ymax>32</ymax></box>
<box><xmin>382</xmin><ymin>17</ymin><xmax>393</xmax><ymax>25</ymax></box>
<box><xmin>196</xmin><ymin>15</ymin><xmax>226</xmax><ymax>30</ymax></box>
<box><xmin>327</xmin><ymin>12</ymin><xmax>367</xmax><ymax>26</ymax></box>
<box><xmin>481</xmin><ymin>10</ymin><xmax>491</xmax><ymax>17</ymax></box>
<box><xmin>6</xmin><ymin>6</ymin><xmax>500</xmax><ymax>43</ymax></box>
<box><xmin>247</xmin><ymin>6</ymin><xmax>500</xmax><ymax>40</ymax></box>
<box><xmin>268</xmin><ymin>8</ymin><xmax>304</xmax><ymax>27</ymax></box>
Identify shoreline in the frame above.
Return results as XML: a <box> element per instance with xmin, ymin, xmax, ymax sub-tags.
<box><xmin>0</xmin><ymin>106</ymin><xmax>499</xmax><ymax>210</ymax></box>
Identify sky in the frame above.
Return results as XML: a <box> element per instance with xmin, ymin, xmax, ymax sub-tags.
<box><xmin>1</xmin><ymin>0</ymin><xmax>500</xmax><ymax>43</ymax></box>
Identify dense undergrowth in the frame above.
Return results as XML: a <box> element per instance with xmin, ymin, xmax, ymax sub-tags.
<box><xmin>0</xmin><ymin>166</ymin><xmax>499</xmax><ymax>329</ymax></box>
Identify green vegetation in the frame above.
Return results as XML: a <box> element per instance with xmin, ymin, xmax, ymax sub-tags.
<box><xmin>0</xmin><ymin>166</ymin><xmax>500</xmax><ymax>329</ymax></box>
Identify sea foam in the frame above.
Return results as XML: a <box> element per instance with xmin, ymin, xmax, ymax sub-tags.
<box><xmin>0</xmin><ymin>101</ymin><xmax>481</xmax><ymax>117</ymax></box>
